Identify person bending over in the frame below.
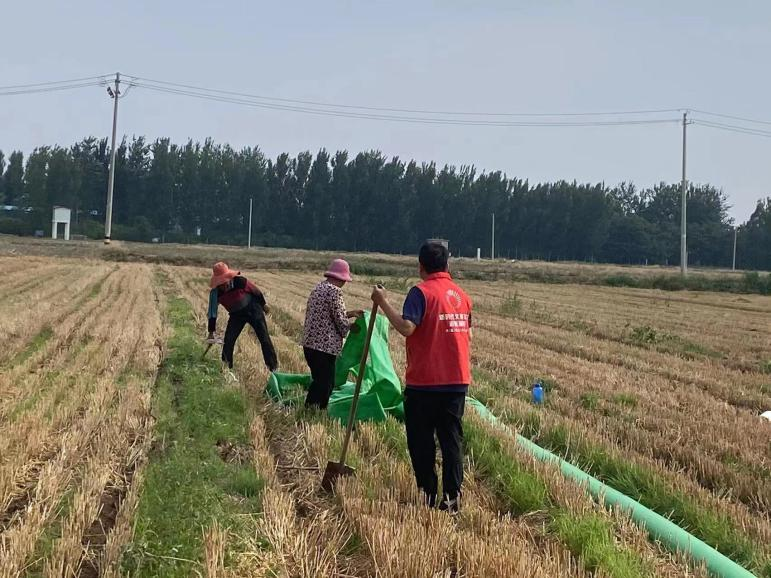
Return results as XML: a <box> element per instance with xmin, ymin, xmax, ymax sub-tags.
<box><xmin>207</xmin><ymin>261</ymin><xmax>278</xmax><ymax>375</ymax></box>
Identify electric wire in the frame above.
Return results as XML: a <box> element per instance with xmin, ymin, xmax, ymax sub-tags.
<box><xmin>118</xmin><ymin>81</ymin><xmax>136</xmax><ymax>99</ymax></box>
<box><xmin>129</xmin><ymin>74</ymin><xmax>683</xmax><ymax>118</ymax></box>
<box><xmin>0</xmin><ymin>75</ymin><xmax>111</xmax><ymax>90</ymax></box>
<box><xmin>690</xmin><ymin>109</ymin><xmax>771</xmax><ymax>127</ymax></box>
<box><xmin>691</xmin><ymin>119</ymin><xmax>771</xmax><ymax>138</ymax></box>
<box><xmin>4</xmin><ymin>73</ymin><xmax>771</xmax><ymax>140</ymax></box>
<box><xmin>0</xmin><ymin>80</ymin><xmax>107</xmax><ymax>96</ymax></box>
<box><xmin>133</xmin><ymin>81</ymin><xmax>681</xmax><ymax>127</ymax></box>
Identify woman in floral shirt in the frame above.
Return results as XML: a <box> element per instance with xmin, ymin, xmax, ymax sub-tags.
<box><xmin>302</xmin><ymin>259</ymin><xmax>362</xmax><ymax>409</ymax></box>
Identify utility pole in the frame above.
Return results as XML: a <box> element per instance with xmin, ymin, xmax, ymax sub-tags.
<box><xmin>491</xmin><ymin>212</ymin><xmax>495</xmax><ymax>260</ymax></box>
<box><xmin>680</xmin><ymin>111</ymin><xmax>688</xmax><ymax>276</ymax></box>
<box><xmin>732</xmin><ymin>226</ymin><xmax>737</xmax><ymax>271</ymax></box>
<box><xmin>104</xmin><ymin>72</ymin><xmax>121</xmax><ymax>244</ymax></box>
<box><xmin>248</xmin><ymin>197</ymin><xmax>253</xmax><ymax>249</ymax></box>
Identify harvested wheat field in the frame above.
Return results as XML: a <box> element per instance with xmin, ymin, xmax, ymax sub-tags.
<box><xmin>1</xmin><ymin>251</ymin><xmax>769</xmax><ymax>577</ymax></box>
<box><xmin>0</xmin><ymin>257</ymin><xmax>162</xmax><ymax>577</ymax></box>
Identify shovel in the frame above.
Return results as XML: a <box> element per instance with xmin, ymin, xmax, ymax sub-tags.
<box><xmin>321</xmin><ymin>303</ymin><xmax>380</xmax><ymax>492</ymax></box>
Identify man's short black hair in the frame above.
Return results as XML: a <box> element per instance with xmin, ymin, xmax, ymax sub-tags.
<box><xmin>419</xmin><ymin>242</ymin><xmax>449</xmax><ymax>273</ymax></box>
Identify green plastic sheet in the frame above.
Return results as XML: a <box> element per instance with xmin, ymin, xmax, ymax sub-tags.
<box><xmin>265</xmin><ymin>310</ymin><xmax>404</xmax><ymax>422</ymax></box>
<box><xmin>265</xmin><ymin>372</ymin><xmax>311</xmax><ymax>406</ymax></box>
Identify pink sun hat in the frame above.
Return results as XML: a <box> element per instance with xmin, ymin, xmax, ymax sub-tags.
<box><xmin>210</xmin><ymin>262</ymin><xmax>239</xmax><ymax>288</ymax></box>
<box><xmin>324</xmin><ymin>259</ymin><xmax>353</xmax><ymax>283</ymax></box>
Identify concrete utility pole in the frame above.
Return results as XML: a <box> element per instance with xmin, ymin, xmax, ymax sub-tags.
<box><xmin>680</xmin><ymin>111</ymin><xmax>688</xmax><ymax>276</ymax></box>
<box><xmin>248</xmin><ymin>197</ymin><xmax>253</xmax><ymax>249</ymax></box>
<box><xmin>732</xmin><ymin>226</ymin><xmax>738</xmax><ymax>271</ymax></box>
<box><xmin>104</xmin><ymin>72</ymin><xmax>121</xmax><ymax>244</ymax></box>
<box><xmin>491</xmin><ymin>212</ymin><xmax>495</xmax><ymax>260</ymax></box>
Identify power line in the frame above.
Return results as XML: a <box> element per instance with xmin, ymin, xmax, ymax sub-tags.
<box><xmin>118</xmin><ymin>81</ymin><xmax>137</xmax><ymax>99</ymax></box>
<box><xmin>690</xmin><ymin>109</ymin><xmax>771</xmax><ymax>127</ymax></box>
<box><xmin>5</xmin><ymin>72</ymin><xmax>771</xmax><ymax>139</ymax></box>
<box><xmin>691</xmin><ymin>119</ymin><xmax>771</xmax><ymax>138</ymax></box>
<box><xmin>133</xmin><ymin>81</ymin><xmax>681</xmax><ymax>127</ymax></box>
<box><xmin>0</xmin><ymin>80</ymin><xmax>107</xmax><ymax>96</ymax></box>
<box><xmin>130</xmin><ymin>74</ymin><xmax>683</xmax><ymax>118</ymax></box>
<box><xmin>0</xmin><ymin>75</ymin><xmax>111</xmax><ymax>90</ymax></box>
<box><xmin>137</xmin><ymin>81</ymin><xmax>680</xmax><ymax>126</ymax></box>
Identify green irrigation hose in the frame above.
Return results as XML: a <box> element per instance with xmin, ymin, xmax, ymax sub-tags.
<box><xmin>468</xmin><ymin>399</ymin><xmax>757</xmax><ymax>578</ymax></box>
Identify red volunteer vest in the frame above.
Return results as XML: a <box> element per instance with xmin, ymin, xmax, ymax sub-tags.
<box><xmin>405</xmin><ymin>272</ymin><xmax>472</xmax><ymax>387</ymax></box>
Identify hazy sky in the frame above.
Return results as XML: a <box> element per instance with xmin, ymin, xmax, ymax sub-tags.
<box><xmin>1</xmin><ymin>0</ymin><xmax>770</xmax><ymax>223</ymax></box>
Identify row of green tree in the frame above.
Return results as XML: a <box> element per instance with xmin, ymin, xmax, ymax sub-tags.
<box><xmin>0</xmin><ymin>137</ymin><xmax>769</xmax><ymax>270</ymax></box>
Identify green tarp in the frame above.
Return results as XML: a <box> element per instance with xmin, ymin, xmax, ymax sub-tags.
<box><xmin>265</xmin><ymin>310</ymin><xmax>405</xmax><ymax>422</ymax></box>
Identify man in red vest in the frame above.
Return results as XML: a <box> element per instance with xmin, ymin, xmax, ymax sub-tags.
<box><xmin>371</xmin><ymin>242</ymin><xmax>472</xmax><ymax>513</ymax></box>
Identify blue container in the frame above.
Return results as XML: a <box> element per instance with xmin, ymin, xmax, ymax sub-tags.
<box><xmin>532</xmin><ymin>381</ymin><xmax>545</xmax><ymax>405</ymax></box>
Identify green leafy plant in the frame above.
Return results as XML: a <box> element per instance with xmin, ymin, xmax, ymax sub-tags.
<box><xmin>579</xmin><ymin>392</ymin><xmax>601</xmax><ymax>410</ymax></box>
<box><xmin>500</xmin><ymin>291</ymin><xmax>522</xmax><ymax>316</ymax></box>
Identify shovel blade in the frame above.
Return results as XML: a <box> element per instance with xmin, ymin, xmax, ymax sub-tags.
<box><xmin>321</xmin><ymin>461</ymin><xmax>355</xmax><ymax>492</ymax></box>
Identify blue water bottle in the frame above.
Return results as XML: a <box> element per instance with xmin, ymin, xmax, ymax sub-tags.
<box><xmin>532</xmin><ymin>380</ymin><xmax>545</xmax><ymax>405</ymax></box>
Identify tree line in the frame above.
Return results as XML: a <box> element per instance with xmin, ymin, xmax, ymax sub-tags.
<box><xmin>0</xmin><ymin>137</ymin><xmax>769</xmax><ymax>270</ymax></box>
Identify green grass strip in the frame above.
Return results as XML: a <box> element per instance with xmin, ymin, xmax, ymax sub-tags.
<box><xmin>465</xmin><ymin>419</ymin><xmax>549</xmax><ymax>514</ymax></box>
<box><xmin>551</xmin><ymin>511</ymin><xmax>650</xmax><ymax>578</ymax></box>
<box><xmin>121</xmin><ymin>297</ymin><xmax>264</xmax><ymax>578</ymax></box>
<box><xmin>5</xmin><ymin>325</ymin><xmax>53</xmax><ymax>368</ymax></box>
<box><xmin>464</xmin><ymin>419</ymin><xmax>649</xmax><ymax>577</ymax></box>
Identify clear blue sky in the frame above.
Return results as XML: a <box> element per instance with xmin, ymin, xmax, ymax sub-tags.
<box><xmin>1</xmin><ymin>0</ymin><xmax>769</xmax><ymax>223</ymax></box>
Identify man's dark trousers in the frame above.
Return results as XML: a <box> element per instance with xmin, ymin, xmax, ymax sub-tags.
<box><xmin>222</xmin><ymin>303</ymin><xmax>278</xmax><ymax>370</ymax></box>
<box><xmin>404</xmin><ymin>388</ymin><xmax>465</xmax><ymax>506</ymax></box>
